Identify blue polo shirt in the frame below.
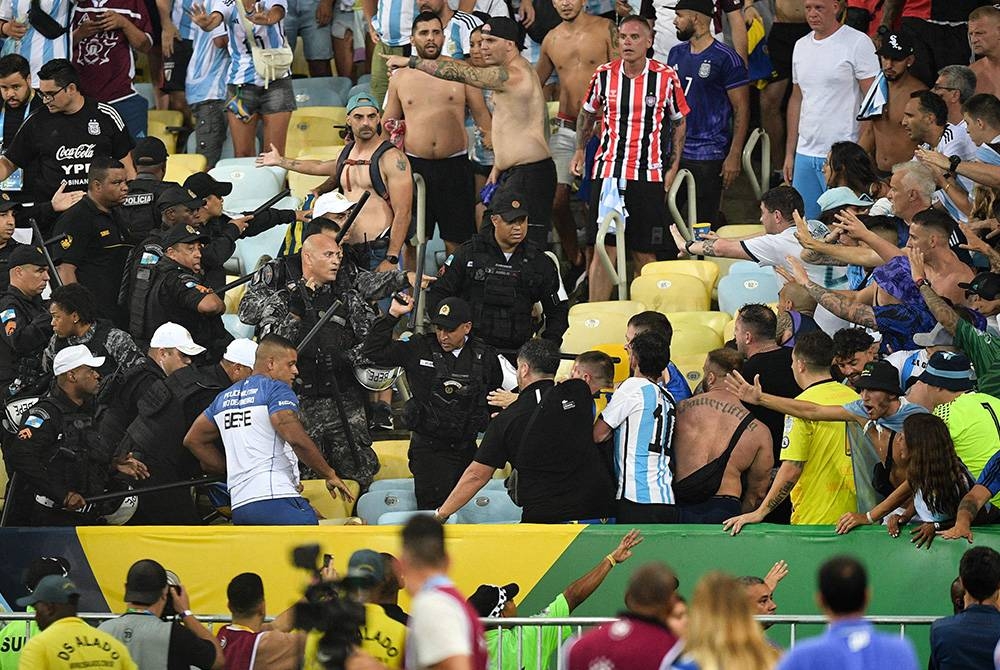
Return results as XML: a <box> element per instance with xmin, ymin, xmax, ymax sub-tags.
<box><xmin>776</xmin><ymin>620</ymin><xmax>918</xmax><ymax>670</ymax></box>
<box><xmin>929</xmin><ymin>604</ymin><xmax>1000</xmax><ymax>670</ymax></box>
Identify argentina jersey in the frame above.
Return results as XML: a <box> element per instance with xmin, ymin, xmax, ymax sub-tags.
<box><xmin>600</xmin><ymin>377</ymin><xmax>676</xmax><ymax>505</ymax></box>
<box><xmin>214</xmin><ymin>0</ymin><xmax>289</xmax><ymax>86</ymax></box>
<box><xmin>0</xmin><ymin>0</ymin><xmax>71</xmax><ymax>86</ymax></box>
<box><xmin>443</xmin><ymin>10</ymin><xmax>481</xmax><ymax>59</ymax></box>
<box><xmin>170</xmin><ymin>0</ymin><xmax>199</xmax><ymax>40</ymax></box>
<box><xmin>186</xmin><ymin>23</ymin><xmax>230</xmax><ymax>103</ymax></box>
<box><xmin>374</xmin><ymin>0</ymin><xmax>416</xmax><ymax>46</ymax></box>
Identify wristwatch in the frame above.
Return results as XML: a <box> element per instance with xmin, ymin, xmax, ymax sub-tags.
<box><xmin>684</xmin><ymin>239</ymin><xmax>696</xmax><ymax>255</ymax></box>
<box><xmin>914</xmin><ymin>277</ymin><xmax>931</xmax><ymax>289</ymax></box>
<box><xmin>947</xmin><ymin>154</ymin><xmax>962</xmax><ymax>177</ymax></box>
<box><xmin>181</xmin><ymin>610</ymin><xmax>194</xmax><ymax>619</ymax></box>
<box><xmin>385</xmin><ymin>254</ymin><xmax>400</xmax><ymax>265</ymax></box>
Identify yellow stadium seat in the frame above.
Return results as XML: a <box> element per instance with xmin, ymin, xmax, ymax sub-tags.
<box><xmin>629</xmin><ymin>273</ymin><xmax>710</xmax><ymax>313</ymax></box>
<box><xmin>372</xmin><ymin>439</ymin><xmax>412</xmax><ymax>480</ymax></box>
<box><xmin>666</xmin><ymin>311</ymin><xmax>731</xmax><ymax>339</ymax></box>
<box><xmin>642</xmin><ymin>260</ymin><xmax>720</xmax><ymax>291</ymax></box>
<box><xmin>285</xmin><ymin>109</ymin><xmax>347</xmax><ymax>161</ymax></box>
<box><xmin>562</xmin><ymin>313</ymin><xmax>627</xmax><ymax>355</ymax></box>
<box><xmin>723</xmin><ymin>318</ymin><xmax>736</xmax><ymax>341</ymax></box>
<box><xmin>716</xmin><ymin>224</ymin><xmax>765</xmax><ymax>239</ymax></box>
<box><xmin>298</xmin><ymin>144</ymin><xmax>346</xmax><ymax>159</ymax></box>
<box><xmin>164</xmin><ymin>153</ymin><xmax>207</xmax><ymax>184</ymax></box>
<box><xmin>670</xmin><ymin>324</ymin><xmax>723</xmax><ymax>357</ymax></box>
<box><xmin>147</xmin><ymin>110</ymin><xmax>184</xmax><ymax>154</ymax></box>
<box><xmin>569</xmin><ymin>300</ymin><xmax>648</xmax><ymax>320</ymax></box>
<box><xmin>223</xmin><ymin>277</ymin><xmax>247</xmax><ymax>314</ymax></box>
<box><xmin>592</xmin><ymin>342</ymin><xmax>630</xmax><ymax>385</ymax></box>
<box><xmin>671</xmin><ymin>353</ymin><xmax>708</xmax><ymax>392</ymax></box>
<box><xmin>301</xmin><ymin>478</ymin><xmax>361</xmax><ymax>519</ymax></box>
<box><xmin>288</xmin><ymin>156</ymin><xmax>335</xmax><ymax>201</ymax></box>
<box><xmin>555</xmin><ymin>358</ymin><xmax>574</xmax><ymax>382</ymax></box>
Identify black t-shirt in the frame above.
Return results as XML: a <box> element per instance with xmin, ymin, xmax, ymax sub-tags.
<box><xmin>4</xmin><ymin>97</ymin><xmax>133</xmax><ymax>202</ymax></box>
<box><xmin>168</xmin><ymin>622</ymin><xmax>217</xmax><ymax>670</ymax></box>
<box><xmin>52</xmin><ymin>196</ymin><xmax>131</xmax><ymax>326</ymax></box>
<box><xmin>740</xmin><ymin>347</ymin><xmax>801</xmax><ymax>462</ymax></box>
<box><xmin>476</xmin><ymin>378</ymin><xmax>615</xmax><ymax>523</ymax></box>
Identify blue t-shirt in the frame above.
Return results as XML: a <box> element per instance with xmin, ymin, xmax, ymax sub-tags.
<box><xmin>668</xmin><ymin>40</ymin><xmax>749</xmax><ymax>162</ymax></box>
<box><xmin>976</xmin><ymin>450</ymin><xmax>1000</xmax><ymax>495</ymax></box>
<box><xmin>777</xmin><ymin>620</ymin><xmax>918</xmax><ymax>670</ymax></box>
<box><xmin>665</xmin><ymin>361</ymin><xmax>692</xmax><ymax>401</ymax></box>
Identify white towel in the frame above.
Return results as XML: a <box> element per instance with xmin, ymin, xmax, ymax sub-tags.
<box><xmin>597</xmin><ymin>177</ymin><xmax>628</xmax><ymax>235</ymax></box>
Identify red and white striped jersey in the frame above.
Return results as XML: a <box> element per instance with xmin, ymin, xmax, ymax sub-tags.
<box><xmin>583</xmin><ymin>58</ymin><xmax>690</xmax><ymax>182</ymax></box>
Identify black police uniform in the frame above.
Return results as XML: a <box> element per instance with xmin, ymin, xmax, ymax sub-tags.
<box><xmin>118</xmin><ymin>363</ymin><xmax>231</xmax><ymax>524</ymax></box>
<box><xmin>97</xmin><ymin>355</ymin><xmax>166</xmax><ymax>454</ymax></box>
<box><xmin>425</xmin><ymin>222</ymin><xmax>569</xmax><ymax>353</ymax></box>
<box><xmin>119</xmin><ymin>173</ymin><xmax>180</xmax><ymax>245</ymax></box>
<box><xmin>0</xmin><ymin>246</ymin><xmax>51</xmax><ymax>399</ymax></box>
<box><xmin>362</xmin><ymin>311</ymin><xmax>502</xmax><ymax>508</ymax></box>
<box><xmin>6</xmin><ymin>385</ymin><xmax>115</xmax><ymax>526</ymax></box>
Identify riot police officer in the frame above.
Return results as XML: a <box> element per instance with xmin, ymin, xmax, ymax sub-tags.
<box><xmin>6</xmin><ymin>345</ymin><xmax>145</xmax><ymax>526</ymax></box>
<box><xmin>0</xmin><ymin>245</ymin><xmax>52</xmax><ymax>399</ymax></box>
<box><xmin>363</xmin><ymin>296</ymin><xmax>502</xmax><ymax>509</ymax></box>
<box><xmin>119</xmin><ymin>338</ymin><xmax>257</xmax><ymax>525</ymax></box>
<box><xmin>129</xmin><ymin>222</ymin><xmax>229</xmax><ymax>361</ymax></box>
<box><xmin>426</xmin><ymin>191</ymin><xmax>569</xmax><ymax>354</ymax></box>
<box><xmin>118</xmin><ymin>137</ymin><xmax>179</xmax><ymax>245</ymax></box>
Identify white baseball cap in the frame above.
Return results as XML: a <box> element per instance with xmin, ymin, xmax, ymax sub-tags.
<box><xmin>53</xmin><ymin>345</ymin><xmax>105</xmax><ymax>376</ymax></box>
<box><xmin>313</xmin><ymin>191</ymin><xmax>354</xmax><ymax>219</ymax></box>
<box><xmin>150</xmin><ymin>322</ymin><xmax>207</xmax><ymax>356</ymax></box>
<box><xmin>223</xmin><ymin>339</ymin><xmax>258</xmax><ymax>368</ymax></box>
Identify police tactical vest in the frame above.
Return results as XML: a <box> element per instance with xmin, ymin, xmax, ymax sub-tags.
<box><xmin>119</xmin><ymin>178</ymin><xmax>176</xmax><ymax>244</ymax></box>
<box><xmin>127</xmin><ymin>245</ymin><xmax>166</xmax><ymax>342</ymax></box>
<box><xmin>403</xmin><ymin>340</ymin><xmax>489</xmax><ymax>441</ymax></box>
<box><xmin>295</xmin><ymin>284</ymin><xmax>357</xmax><ymax>397</ymax></box>
<box><xmin>31</xmin><ymin>395</ymin><xmax>112</xmax><ymax>498</ymax></box>
<box><xmin>467</xmin><ymin>238</ymin><xmax>544</xmax><ymax>347</ymax></box>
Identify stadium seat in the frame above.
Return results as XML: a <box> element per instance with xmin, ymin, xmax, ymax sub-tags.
<box><xmin>222</xmin><ymin>314</ymin><xmax>254</xmax><ymax>340</ymax></box>
<box><xmin>370</xmin><ymin>478</ymin><xmax>414</xmax><ymax>493</ymax></box>
<box><xmin>728</xmin><ymin>260</ymin><xmax>771</xmax><ymax>275</ymax></box>
<box><xmin>568</xmin><ymin>300</ymin><xmax>647</xmax><ymax>320</ymax></box>
<box><xmin>208</xmin><ymin>165</ymin><xmax>283</xmax><ymax>209</ymax></box>
<box><xmin>717</xmin><ymin>271</ymin><xmax>780</xmax><ymax>315</ymax></box>
<box><xmin>357</xmin><ymin>74</ymin><xmax>371</xmax><ymax>85</ymax></box>
<box><xmin>288</xmin><ymin>155</ymin><xmax>337</xmax><ymax>201</ymax></box>
<box><xmin>455</xmin><ymin>490</ymin><xmax>521</xmax><ymax>524</ymax></box>
<box><xmin>357</xmin><ymin>488</ymin><xmax>418</xmax><ymax>524</ymax></box>
<box><xmin>671</xmin><ymin>353</ymin><xmax>708</xmax><ymax>392</ymax></box>
<box><xmin>562</xmin><ymin>313</ymin><xmax>627</xmax><ymax>356</ymax></box>
<box><xmin>347</xmin><ymin>83</ymin><xmax>371</xmax><ymax>100</ymax></box>
<box><xmin>147</xmin><ymin>110</ymin><xmax>184</xmax><ymax>153</ymax></box>
<box><xmin>716</xmin><ymin>224</ymin><xmax>764</xmax><ymax>239</ymax></box>
<box><xmin>666</xmin><ymin>311</ymin><xmax>731</xmax><ymax>339</ymax></box>
<box><xmin>669</xmin><ymin>324</ymin><xmax>723</xmax><ymax>357</ymax></box>
<box><xmin>214</xmin><ymin>158</ymin><xmax>288</xmax><ymax>188</ymax></box>
<box><xmin>301</xmin><ymin>478</ymin><xmax>361</xmax><ymax>520</ymax></box>
<box><xmin>372</xmin><ymin>440</ymin><xmax>412</xmax><ymax>479</ymax></box>
<box><xmin>641</xmin><ymin>260</ymin><xmax>720</xmax><ymax>301</ymax></box>
<box><xmin>297</xmin><ymin>144</ymin><xmax>346</xmax><ymax>159</ymax></box>
<box><xmin>286</xmin><ymin>109</ymin><xmax>348</xmax><ymax>160</ymax></box>
<box><xmin>232</xmin><ymin>223</ymin><xmax>289</xmax><ymax>274</ymax></box>
<box><xmin>629</xmin><ymin>273</ymin><xmax>710</xmax><ymax>313</ymax></box>
<box><xmin>164</xmin><ymin>154</ymin><xmax>207</xmax><ymax>185</ymax></box>
<box><xmin>293</xmin><ymin>77</ymin><xmax>346</xmax><ymax>107</ymax></box>
<box><xmin>223</xmin><ymin>280</ymin><xmax>247</xmax><ymax>315</ymax></box>
<box><xmin>135</xmin><ymin>82</ymin><xmax>156</xmax><ymax>109</ymax></box>
<box><xmin>592</xmin><ymin>342</ymin><xmax>630</xmax><ymax>385</ymax></box>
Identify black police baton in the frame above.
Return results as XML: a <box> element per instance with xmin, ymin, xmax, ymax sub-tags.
<box><xmin>78</xmin><ymin>475</ymin><xmax>225</xmax><ymax>505</ymax></box>
<box><xmin>334</xmin><ymin>190</ymin><xmax>369</xmax><ymax>244</ymax></box>
<box><xmin>28</xmin><ymin>217</ymin><xmax>67</xmax><ymax>287</ymax></box>
<box><xmin>245</xmin><ymin>188</ymin><xmax>292</xmax><ymax>219</ymax></box>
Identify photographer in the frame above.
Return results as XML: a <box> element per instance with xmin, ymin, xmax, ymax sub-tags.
<box><xmin>99</xmin><ymin>559</ymin><xmax>224</xmax><ymax>670</ymax></box>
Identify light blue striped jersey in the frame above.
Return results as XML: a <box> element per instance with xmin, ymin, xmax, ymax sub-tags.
<box><xmin>373</xmin><ymin>0</ymin><xmax>417</xmax><ymax>46</ymax></box>
<box><xmin>600</xmin><ymin>376</ymin><xmax>677</xmax><ymax>505</ymax></box>
<box><xmin>186</xmin><ymin>23</ymin><xmax>230</xmax><ymax>103</ymax></box>
<box><xmin>443</xmin><ymin>10</ymin><xmax>481</xmax><ymax>59</ymax></box>
<box><xmin>0</xmin><ymin>0</ymin><xmax>71</xmax><ymax>86</ymax></box>
<box><xmin>170</xmin><ymin>0</ymin><xmax>199</xmax><ymax>40</ymax></box>
<box><xmin>584</xmin><ymin>0</ymin><xmax>615</xmax><ymax>15</ymax></box>
<box><xmin>212</xmin><ymin>0</ymin><xmax>290</xmax><ymax>86</ymax></box>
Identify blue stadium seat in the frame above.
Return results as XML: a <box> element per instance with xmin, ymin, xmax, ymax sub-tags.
<box><xmin>357</xmin><ymin>488</ymin><xmax>418</xmax><ymax>524</ymax></box>
<box><xmin>135</xmin><ymin>82</ymin><xmax>156</xmax><ymax>109</ymax></box>
<box><xmin>213</xmin><ymin>159</ymin><xmax>287</xmax><ymax>190</ymax></box>
<box><xmin>293</xmin><ymin>77</ymin><xmax>346</xmax><ymax>107</ymax></box>
<box><xmin>370</xmin><ymin>478</ymin><xmax>414</xmax><ymax>493</ymax></box>
<box><xmin>717</xmin><ymin>271</ymin><xmax>780</xmax><ymax>315</ymax></box>
<box><xmin>232</xmin><ymin>223</ymin><xmax>289</xmax><ymax>274</ymax></box>
<box><xmin>331</xmin><ymin>76</ymin><xmax>353</xmax><ymax>100</ymax></box>
<box><xmin>377</xmin><ymin>510</ymin><xmax>457</xmax><ymax>525</ymax></box>
<box><xmin>727</xmin><ymin>260</ymin><xmax>774</xmax><ymax>276</ymax></box>
<box><xmin>455</xmin><ymin>491</ymin><xmax>521</xmax><ymax>524</ymax></box>
<box><xmin>357</xmin><ymin>74</ymin><xmax>371</xmax><ymax>85</ymax></box>
<box><xmin>208</xmin><ymin>164</ymin><xmax>283</xmax><ymax>208</ymax></box>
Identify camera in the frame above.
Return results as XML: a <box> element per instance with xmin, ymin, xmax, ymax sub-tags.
<box><xmin>162</xmin><ymin>569</ymin><xmax>182</xmax><ymax>620</ymax></box>
<box><xmin>292</xmin><ymin>544</ymin><xmax>367</xmax><ymax>670</ymax></box>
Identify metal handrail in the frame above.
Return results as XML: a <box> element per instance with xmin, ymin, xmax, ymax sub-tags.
<box><xmin>667</xmin><ymin>168</ymin><xmax>696</xmax><ymax>242</ymax></box>
<box><xmin>743</xmin><ymin>127</ymin><xmax>772</xmax><ymax>200</ymax></box>
<box><xmin>594</xmin><ymin>211</ymin><xmax>628</xmax><ymax>300</ymax></box>
<box><xmin>411</xmin><ymin>173</ymin><xmax>427</xmax><ymax>333</ymax></box>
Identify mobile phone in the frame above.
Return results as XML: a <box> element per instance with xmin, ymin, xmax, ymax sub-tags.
<box><xmin>323</xmin><ymin>553</ymin><xmax>333</xmax><ymax>568</ymax></box>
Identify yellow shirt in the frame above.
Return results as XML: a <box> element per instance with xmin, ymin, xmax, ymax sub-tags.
<box><xmin>781</xmin><ymin>381</ymin><xmax>860</xmax><ymax>525</ymax></box>
<box><xmin>18</xmin><ymin>616</ymin><xmax>137</xmax><ymax>670</ymax></box>
<box><xmin>302</xmin><ymin>604</ymin><xmax>406</xmax><ymax>670</ymax></box>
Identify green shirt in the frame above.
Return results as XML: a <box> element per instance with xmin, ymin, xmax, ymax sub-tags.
<box><xmin>954</xmin><ymin>319</ymin><xmax>1000</xmax><ymax>398</ymax></box>
<box><xmin>485</xmin><ymin>594</ymin><xmax>571</xmax><ymax>670</ymax></box>
<box><xmin>0</xmin><ymin>608</ymin><xmax>39</xmax><ymax>670</ymax></box>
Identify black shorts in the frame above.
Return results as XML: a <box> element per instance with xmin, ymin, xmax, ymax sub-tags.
<box><xmin>162</xmin><ymin>38</ymin><xmax>194</xmax><ymax>93</ymax></box>
<box><xmin>677</xmin><ymin>495</ymin><xmax>742</xmax><ymax>524</ymax></box>
<box><xmin>408</xmin><ymin>154</ymin><xmax>477</xmax><ymax>245</ymax></box>
<box><xmin>767</xmin><ymin>22</ymin><xmax>810</xmax><ymax>82</ymax></box>
<box><xmin>586</xmin><ymin>178</ymin><xmax>677</xmax><ymax>254</ymax></box>
<box><xmin>492</xmin><ymin>158</ymin><xmax>557</xmax><ymax>246</ymax></box>
<box><xmin>616</xmin><ymin>498</ymin><xmax>679</xmax><ymax>523</ymax></box>
<box><xmin>144</xmin><ymin>0</ymin><xmax>162</xmax><ymax>45</ymax></box>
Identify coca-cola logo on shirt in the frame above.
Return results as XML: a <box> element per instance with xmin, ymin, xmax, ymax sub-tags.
<box><xmin>55</xmin><ymin>144</ymin><xmax>97</xmax><ymax>161</ymax></box>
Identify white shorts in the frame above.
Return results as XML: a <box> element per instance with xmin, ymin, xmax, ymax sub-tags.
<box><xmin>548</xmin><ymin>125</ymin><xmax>576</xmax><ymax>185</ymax></box>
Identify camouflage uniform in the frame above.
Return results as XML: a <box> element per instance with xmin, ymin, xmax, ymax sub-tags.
<box><xmin>241</xmin><ymin>256</ymin><xmax>409</xmax><ymax>485</ymax></box>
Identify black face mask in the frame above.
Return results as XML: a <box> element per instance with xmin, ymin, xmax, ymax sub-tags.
<box><xmin>28</xmin><ymin>0</ymin><xmax>67</xmax><ymax>40</ymax></box>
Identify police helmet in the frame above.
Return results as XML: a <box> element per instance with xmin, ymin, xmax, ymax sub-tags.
<box><xmin>353</xmin><ymin>365</ymin><xmax>403</xmax><ymax>392</ymax></box>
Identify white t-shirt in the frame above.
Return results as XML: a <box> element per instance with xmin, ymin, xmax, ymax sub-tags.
<box><xmin>407</xmin><ymin>589</ymin><xmax>473</xmax><ymax>669</ymax></box>
<box><xmin>885</xmin><ymin>348</ymin><xmax>929</xmax><ymax>389</ymax></box>
<box><xmin>792</xmin><ymin>25</ymin><xmax>880</xmax><ymax>157</ymax></box>
<box><xmin>932</xmin><ymin>121</ymin><xmax>978</xmax><ymax>223</ymax></box>
<box><xmin>740</xmin><ymin>226</ymin><xmax>852</xmax><ymax>334</ymax></box>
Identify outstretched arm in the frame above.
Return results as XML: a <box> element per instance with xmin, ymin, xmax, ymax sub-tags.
<box><xmin>258</xmin><ymin>144</ymin><xmax>337</xmax><ymax>176</ymax></box>
<box><xmin>722</xmin><ymin>460</ymin><xmax>804</xmax><ymax>535</ymax></box>
<box><xmin>562</xmin><ymin>530</ymin><xmax>643</xmax><ymax>612</ymax></box>
<box><xmin>384</xmin><ymin>54</ymin><xmax>510</xmax><ymax>90</ymax></box>
<box><xmin>436</xmin><ymin>461</ymin><xmax>497</xmax><ymax>519</ymax></box>
<box><xmin>724</xmin><ymin>370</ymin><xmax>854</xmax><ymax>422</ymax></box>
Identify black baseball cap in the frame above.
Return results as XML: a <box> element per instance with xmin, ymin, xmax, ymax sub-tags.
<box><xmin>430</xmin><ymin>297</ymin><xmax>473</xmax><ymax>330</ymax></box>
<box><xmin>7</xmin><ymin>244</ymin><xmax>48</xmax><ymax>268</ymax></box>
<box><xmin>134</xmin><ymin>137</ymin><xmax>169</xmax><ymax>167</ymax></box>
<box><xmin>467</xmin><ymin>583</ymin><xmax>519</xmax><ymax>618</ymax></box>
<box><xmin>184</xmin><ymin>172</ymin><xmax>233</xmax><ymax>199</ymax></box>
<box><xmin>124</xmin><ymin>559</ymin><xmax>168</xmax><ymax>605</ymax></box>
<box><xmin>875</xmin><ymin>30</ymin><xmax>914</xmax><ymax>60</ymax></box>
<box><xmin>490</xmin><ymin>191</ymin><xmax>529</xmax><ymax>221</ymax></box>
<box><xmin>0</xmin><ymin>192</ymin><xmax>20</xmax><ymax>213</ymax></box>
<box><xmin>162</xmin><ymin>223</ymin><xmax>210</xmax><ymax>248</ymax></box>
<box><xmin>482</xmin><ymin>17</ymin><xmax>522</xmax><ymax>47</ymax></box>
<box><xmin>669</xmin><ymin>0</ymin><xmax>714</xmax><ymax>17</ymax></box>
<box><xmin>157</xmin><ymin>185</ymin><xmax>206</xmax><ymax>212</ymax></box>
<box><xmin>854</xmin><ymin>361</ymin><xmax>903</xmax><ymax>396</ymax></box>
<box><xmin>959</xmin><ymin>271</ymin><xmax>1000</xmax><ymax>301</ymax></box>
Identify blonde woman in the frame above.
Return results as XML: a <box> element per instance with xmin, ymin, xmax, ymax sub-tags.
<box><xmin>672</xmin><ymin>572</ymin><xmax>780</xmax><ymax>670</ymax></box>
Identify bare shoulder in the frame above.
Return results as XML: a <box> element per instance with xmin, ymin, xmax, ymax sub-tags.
<box><xmin>379</xmin><ymin>147</ymin><xmax>411</xmax><ymax>174</ymax></box>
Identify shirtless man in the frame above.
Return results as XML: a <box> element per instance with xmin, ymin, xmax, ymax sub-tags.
<box><xmin>383</xmin><ymin>11</ymin><xmax>492</xmax><ymax>259</ymax></box>
<box><xmin>535</xmin><ymin>0</ymin><xmax>618</xmax><ymax>277</ymax></box>
<box><xmin>859</xmin><ymin>30</ymin><xmax>922</xmax><ymax>174</ymax></box>
<box><xmin>257</xmin><ymin>93</ymin><xmax>412</xmax><ymax>273</ymax></box>
<box><xmin>756</xmin><ymin>0</ymin><xmax>807</xmax><ymax>179</ymax></box>
<box><xmin>384</xmin><ymin>16</ymin><xmax>557</xmax><ymax>248</ymax></box>
<box><xmin>969</xmin><ymin>6</ymin><xmax>1000</xmax><ymax>99</ymax></box>
<box><xmin>672</xmin><ymin>353</ymin><xmax>773</xmax><ymax>524</ymax></box>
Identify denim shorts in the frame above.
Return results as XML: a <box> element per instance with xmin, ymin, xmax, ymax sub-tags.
<box><xmin>284</xmin><ymin>0</ymin><xmax>334</xmax><ymax>60</ymax></box>
<box><xmin>227</xmin><ymin>78</ymin><xmax>297</xmax><ymax>116</ymax></box>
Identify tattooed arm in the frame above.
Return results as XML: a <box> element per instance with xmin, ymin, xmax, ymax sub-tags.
<box><xmin>411</xmin><ymin>55</ymin><xmax>511</xmax><ymax>90</ymax></box>
<box><xmin>800</xmin><ymin>248</ymin><xmax>851</xmax><ymax>266</ymax></box>
<box><xmin>683</xmin><ymin>235</ymin><xmax>752</xmax><ymax>259</ymax></box>
<box><xmin>938</xmin><ymin>484</ymin><xmax>993</xmax><ymax>542</ymax></box>
<box><xmin>803</xmin><ymin>280</ymin><xmax>878</xmax><ymax>329</ymax></box>
<box><xmin>723</xmin><ymin>460</ymin><xmax>804</xmax><ymax>535</ymax></box>
<box><xmin>607</xmin><ymin>17</ymin><xmax>620</xmax><ymax>59</ymax></box>
<box><xmin>570</xmin><ymin>105</ymin><xmax>600</xmax><ymax>177</ymax></box>
<box><xmin>776</xmin><ymin>309</ymin><xmax>793</xmax><ymax>345</ymax></box>
<box><xmin>380</xmin><ymin>148</ymin><xmax>413</xmax><ymax>266</ymax></box>
<box><xmin>258</xmin><ymin>144</ymin><xmax>338</xmax><ymax>176</ymax></box>
<box><xmin>917</xmin><ymin>284</ymin><xmax>960</xmax><ymax>335</ymax></box>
